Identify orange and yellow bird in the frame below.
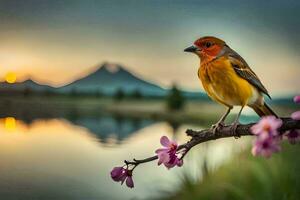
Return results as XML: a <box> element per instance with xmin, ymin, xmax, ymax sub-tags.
<box><xmin>184</xmin><ymin>36</ymin><xmax>277</xmax><ymax>134</ymax></box>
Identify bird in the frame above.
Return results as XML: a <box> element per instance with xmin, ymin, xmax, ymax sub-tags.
<box><xmin>184</xmin><ymin>36</ymin><xmax>277</xmax><ymax>136</ymax></box>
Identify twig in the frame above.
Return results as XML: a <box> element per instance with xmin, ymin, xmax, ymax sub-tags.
<box><xmin>124</xmin><ymin>118</ymin><xmax>300</xmax><ymax>167</ymax></box>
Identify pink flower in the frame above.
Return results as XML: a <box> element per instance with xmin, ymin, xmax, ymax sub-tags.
<box><xmin>111</xmin><ymin>167</ymin><xmax>126</xmax><ymax>183</ymax></box>
<box><xmin>291</xmin><ymin>95</ymin><xmax>300</xmax><ymax>120</ymax></box>
<box><xmin>251</xmin><ymin>136</ymin><xmax>281</xmax><ymax>158</ymax></box>
<box><xmin>124</xmin><ymin>170</ymin><xmax>134</xmax><ymax>188</ymax></box>
<box><xmin>155</xmin><ymin>136</ymin><xmax>183</xmax><ymax>169</ymax></box>
<box><xmin>291</xmin><ymin>111</ymin><xmax>300</xmax><ymax>120</ymax></box>
<box><xmin>294</xmin><ymin>95</ymin><xmax>300</xmax><ymax>104</ymax></box>
<box><xmin>251</xmin><ymin>116</ymin><xmax>282</xmax><ymax>137</ymax></box>
<box><xmin>251</xmin><ymin>116</ymin><xmax>283</xmax><ymax>158</ymax></box>
<box><xmin>110</xmin><ymin>167</ymin><xmax>134</xmax><ymax>188</ymax></box>
<box><xmin>285</xmin><ymin>130</ymin><xmax>300</xmax><ymax>144</ymax></box>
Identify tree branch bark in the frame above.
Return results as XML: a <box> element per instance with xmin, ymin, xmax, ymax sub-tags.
<box><xmin>124</xmin><ymin>118</ymin><xmax>300</xmax><ymax>167</ymax></box>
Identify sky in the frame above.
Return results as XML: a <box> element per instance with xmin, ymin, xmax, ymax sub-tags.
<box><xmin>0</xmin><ymin>0</ymin><xmax>299</xmax><ymax>96</ymax></box>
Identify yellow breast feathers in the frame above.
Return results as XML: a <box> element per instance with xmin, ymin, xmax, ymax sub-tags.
<box><xmin>198</xmin><ymin>56</ymin><xmax>254</xmax><ymax>107</ymax></box>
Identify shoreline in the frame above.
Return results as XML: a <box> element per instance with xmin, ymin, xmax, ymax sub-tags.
<box><xmin>0</xmin><ymin>96</ymin><xmax>296</xmax><ymax>125</ymax></box>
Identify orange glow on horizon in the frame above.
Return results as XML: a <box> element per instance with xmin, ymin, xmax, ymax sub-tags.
<box><xmin>5</xmin><ymin>72</ymin><xmax>17</xmax><ymax>84</ymax></box>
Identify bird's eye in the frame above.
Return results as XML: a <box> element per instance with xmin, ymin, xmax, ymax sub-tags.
<box><xmin>205</xmin><ymin>42</ymin><xmax>212</xmax><ymax>48</ymax></box>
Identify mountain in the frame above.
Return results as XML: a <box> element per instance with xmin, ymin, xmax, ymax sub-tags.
<box><xmin>58</xmin><ymin>62</ymin><xmax>168</xmax><ymax>96</ymax></box>
<box><xmin>0</xmin><ymin>79</ymin><xmax>54</xmax><ymax>92</ymax></box>
<box><xmin>0</xmin><ymin>62</ymin><xmax>208</xmax><ymax>99</ymax></box>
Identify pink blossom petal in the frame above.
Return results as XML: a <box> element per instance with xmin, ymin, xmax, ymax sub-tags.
<box><xmin>157</xmin><ymin>152</ymin><xmax>170</xmax><ymax>165</ymax></box>
<box><xmin>155</xmin><ymin>148</ymin><xmax>168</xmax><ymax>154</ymax></box>
<box><xmin>119</xmin><ymin>174</ymin><xmax>127</xmax><ymax>184</ymax></box>
<box><xmin>160</xmin><ymin>136</ymin><xmax>170</xmax><ymax>147</ymax></box>
<box><xmin>155</xmin><ymin>135</ymin><xmax>182</xmax><ymax>169</ymax></box>
<box><xmin>176</xmin><ymin>159</ymin><xmax>183</xmax><ymax>167</ymax></box>
<box><xmin>273</xmin><ymin>120</ymin><xmax>283</xmax><ymax>130</ymax></box>
<box><xmin>111</xmin><ymin>167</ymin><xmax>123</xmax><ymax>178</ymax></box>
<box><xmin>294</xmin><ymin>95</ymin><xmax>300</xmax><ymax>104</ymax></box>
<box><xmin>291</xmin><ymin>111</ymin><xmax>300</xmax><ymax>120</ymax></box>
<box><xmin>110</xmin><ymin>167</ymin><xmax>125</xmax><ymax>182</ymax></box>
<box><xmin>164</xmin><ymin>161</ymin><xmax>176</xmax><ymax>169</ymax></box>
<box><xmin>251</xmin><ymin>135</ymin><xmax>281</xmax><ymax>158</ymax></box>
<box><xmin>256</xmin><ymin>132</ymin><xmax>271</xmax><ymax>140</ymax></box>
<box><xmin>265</xmin><ymin>116</ymin><xmax>283</xmax><ymax>130</ymax></box>
<box><xmin>251</xmin><ymin>116</ymin><xmax>282</xmax><ymax>136</ymax></box>
<box><xmin>251</xmin><ymin>124</ymin><xmax>263</xmax><ymax>135</ymax></box>
<box><xmin>285</xmin><ymin>130</ymin><xmax>300</xmax><ymax>144</ymax></box>
<box><xmin>125</xmin><ymin>176</ymin><xmax>134</xmax><ymax>188</ymax></box>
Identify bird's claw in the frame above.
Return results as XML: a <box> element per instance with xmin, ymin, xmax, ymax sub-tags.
<box><xmin>230</xmin><ymin>122</ymin><xmax>240</xmax><ymax>139</ymax></box>
<box><xmin>210</xmin><ymin>122</ymin><xmax>225</xmax><ymax>135</ymax></box>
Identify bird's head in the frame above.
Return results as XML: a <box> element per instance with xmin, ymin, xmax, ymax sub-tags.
<box><xmin>184</xmin><ymin>36</ymin><xmax>226</xmax><ymax>63</ymax></box>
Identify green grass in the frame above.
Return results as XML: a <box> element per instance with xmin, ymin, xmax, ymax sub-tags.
<box><xmin>160</xmin><ymin>143</ymin><xmax>300</xmax><ymax>200</ymax></box>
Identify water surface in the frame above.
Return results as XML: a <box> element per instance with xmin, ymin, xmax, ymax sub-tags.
<box><xmin>0</xmin><ymin>116</ymin><xmax>251</xmax><ymax>200</ymax></box>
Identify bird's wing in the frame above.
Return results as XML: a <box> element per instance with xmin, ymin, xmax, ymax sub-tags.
<box><xmin>220</xmin><ymin>45</ymin><xmax>271</xmax><ymax>99</ymax></box>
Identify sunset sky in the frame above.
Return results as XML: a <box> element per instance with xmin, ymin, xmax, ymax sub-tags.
<box><xmin>0</xmin><ymin>0</ymin><xmax>299</xmax><ymax>96</ymax></box>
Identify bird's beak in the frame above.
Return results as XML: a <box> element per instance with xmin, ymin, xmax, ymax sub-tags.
<box><xmin>184</xmin><ymin>45</ymin><xmax>200</xmax><ymax>53</ymax></box>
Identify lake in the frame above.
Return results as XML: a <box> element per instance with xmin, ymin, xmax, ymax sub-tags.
<box><xmin>0</xmin><ymin>113</ymin><xmax>252</xmax><ymax>200</ymax></box>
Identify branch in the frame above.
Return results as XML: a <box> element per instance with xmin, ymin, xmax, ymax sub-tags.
<box><xmin>124</xmin><ymin>118</ymin><xmax>300</xmax><ymax>166</ymax></box>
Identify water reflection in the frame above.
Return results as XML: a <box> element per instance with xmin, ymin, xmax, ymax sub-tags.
<box><xmin>71</xmin><ymin>116</ymin><xmax>155</xmax><ymax>144</ymax></box>
<box><xmin>0</xmin><ymin>116</ymin><xmax>251</xmax><ymax>200</ymax></box>
<box><xmin>1</xmin><ymin>114</ymin><xmax>156</xmax><ymax>145</ymax></box>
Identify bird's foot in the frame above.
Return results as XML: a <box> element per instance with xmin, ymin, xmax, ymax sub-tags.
<box><xmin>210</xmin><ymin>122</ymin><xmax>225</xmax><ymax>135</ymax></box>
<box><xmin>230</xmin><ymin>122</ymin><xmax>240</xmax><ymax>139</ymax></box>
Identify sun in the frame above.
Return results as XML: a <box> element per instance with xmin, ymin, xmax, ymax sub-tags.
<box><xmin>4</xmin><ymin>117</ymin><xmax>16</xmax><ymax>131</ymax></box>
<box><xmin>5</xmin><ymin>72</ymin><xmax>17</xmax><ymax>84</ymax></box>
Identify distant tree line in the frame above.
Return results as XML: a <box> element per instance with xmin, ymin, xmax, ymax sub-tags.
<box><xmin>0</xmin><ymin>86</ymin><xmax>145</xmax><ymax>100</ymax></box>
<box><xmin>114</xmin><ymin>88</ymin><xmax>143</xmax><ymax>101</ymax></box>
<box><xmin>0</xmin><ymin>85</ymin><xmax>186</xmax><ymax>111</ymax></box>
<box><xmin>166</xmin><ymin>84</ymin><xmax>185</xmax><ymax>111</ymax></box>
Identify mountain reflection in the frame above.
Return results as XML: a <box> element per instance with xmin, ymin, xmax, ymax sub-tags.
<box><xmin>70</xmin><ymin>116</ymin><xmax>156</xmax><ymax>144</ymax></box>
<box><xmin>0</xmin><ymin>99</ymin><xmax>159</xmax><ymax>144</ymax></box>
<box><xmin>0</xmin><ymin>114</ymin><xmax>156</xmax><ymax>144</ymax></box>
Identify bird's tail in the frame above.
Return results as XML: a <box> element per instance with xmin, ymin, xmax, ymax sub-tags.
<box><xmin>250</xmin><ymin>102</ymin><xmax>278</xmax><ymax>117</ymax></box>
